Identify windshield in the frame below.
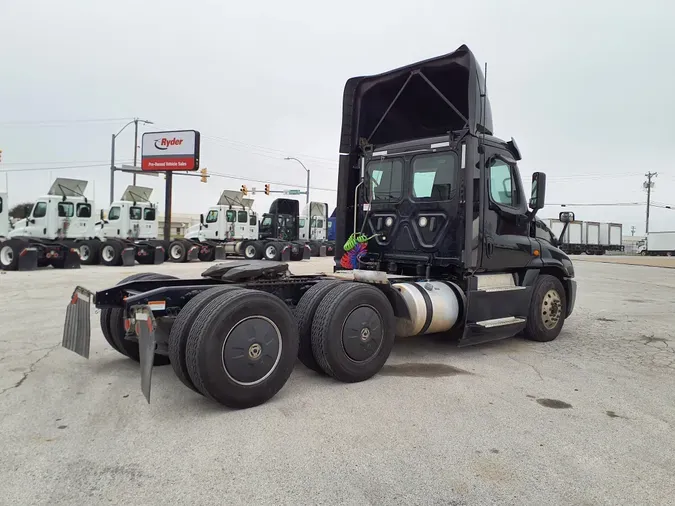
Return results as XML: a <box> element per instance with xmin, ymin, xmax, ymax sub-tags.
<box><xmin>412</xmin><ymin>153</ymin><xmax>456</xmax><ymax>200</ymax></box>
<box><xmin>366</xmin><ymin>158</ymin><xmax>404</xmax><ymax>201</ymax></box>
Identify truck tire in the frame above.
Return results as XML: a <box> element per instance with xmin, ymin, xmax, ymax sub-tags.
<box><xmin>100</xmin><ymin>239</ymin><xmax>124</xmax><ymax>266</ymax></box>
<box><xmin>523</xmin><ymin>274</ymin><xmax>567</xmax><ymax>343</ymax></box>
<box><xmin>243</xmin><ymin>241</ymin><xmax>263</xmax><ymax>260</ymax></box>
<box><xmin>168</xmin><ymin>285</ymin><xmax>243</xmax><ymax>393</ymax></box>
<box><xmin>310</xmin><ymin>282</ymin><xmax>396</xmax><ymax>383</ymax></box>
<box><xmin>294</xmin><ymin>280</ymin><xmax>343</xmax><ymax>374</ymax></box>
<box><xmin>78</xmin><ymin>240</ymin><xmax>100</xmax><ymax>265</ymax></box>
<box><xmin>263</xmin><ymin>242</ymin><xmax>281</xmax><ymax>261</ymax></box>
<box><xmin>185</xmin><ymin>289</ymin><xmax>299</xmax><ymax>408</ymax></box>
<box><xmin>0</xmin><ymin>239</ymin><xmax>28</xmax><ymax>271</ymax></box>
<box><xmin>168</xmin><ymin>240</ymin><xmax>188</xmax><ymax>262</ymax></box>
<box><xmin>101</xmin><ymin>273</ymin><xmax>177</xmax><ymax>364</ymax></box>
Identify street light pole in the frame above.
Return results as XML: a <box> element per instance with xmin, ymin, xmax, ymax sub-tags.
<box><xmin>109</xmin><ymin>118</ymin><xmax>153</xmax><ymax>204</ymax></box>
<box><xmin>109</xmin><ymin>133</ymin><xmax>116</xmax><ymax>204</ymax></box>
<box><xmin>132</xmin><ymin>118</ymin><xmax>139</xmax><ymax>186</ymax></box>
<box><xmin>284</xmin><ymin>157</ymin><xmax>310</xmax><ymax>204</ymax></box>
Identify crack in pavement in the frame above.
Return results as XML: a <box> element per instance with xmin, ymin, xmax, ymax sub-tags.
<box><xmin>0</xmin><ymin>344</ymin><xmax>60</xmax><ymax>397</ymax></box>
<box><xmin>0</xmin><ymin>345</ymin><xmax>59</xmax><ymax>363</ymax></box>
<box><xmin>508</xmin><ymin>354</ymin><xmax>545</xmax><ymax>381</ymax></box>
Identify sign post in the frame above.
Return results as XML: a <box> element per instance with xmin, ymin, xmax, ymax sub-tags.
<box><xmin>141</xmin><ymin>130</ymin><xmax>200</xmax><ymax>241</ymax></box>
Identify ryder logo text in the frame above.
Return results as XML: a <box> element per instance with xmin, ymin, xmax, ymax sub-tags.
<box><xmin>154</xmin><ymin>137</ymin><xmax>184</xmax><ymax>150</ymax></box>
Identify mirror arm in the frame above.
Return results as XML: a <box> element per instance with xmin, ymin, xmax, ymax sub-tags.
<box><xmin>558</xmin><ymin>222</ymin><xmax>570</xmax><ymax>244</ymax></box>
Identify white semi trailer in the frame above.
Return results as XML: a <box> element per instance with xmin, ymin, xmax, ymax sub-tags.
<box><xmin>543</xmin><ymin>218</ymin><xmax>623</xmax><ymax>255</ymax></box>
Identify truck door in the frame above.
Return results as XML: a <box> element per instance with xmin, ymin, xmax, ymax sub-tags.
<box><xmin>299</xmin><ymin>218</ymin><xmax>307</xmax><ymax>240</ymax></box>
<box><xmin>248</xmin><ymin>212</ymin><xmax>258</xmax><ymax>239</ymax></box>
<box><xmin>480</xmin><ymin>152</ymin><xmax>534</xmax><ymax>271</ymax></box>
<box><xmin>225</xmin><ymin>210</ymin><xmax>236</xmax><ymax>238</ymax></box>
<box><xmin>142</xmin><ymin>206</ymin><xmax>158</xmax><ymax>238</ymax></box>
<box><xmin>203</xmin><ymin>209</ymin><xmax>220</xmax><ymax>239</ymax></box>
<box><xmin>72</xmin><ymin>202</ymin><xmax>93</xmax><ymax>238</ymax></box>
<box><xmin>27</xmin><ymin>201</ymin><xmax>49</xmax><ymax>237</ymax></box>
<box><xmin>236</xmin><ymin>211</ymin><xmax>248</xmax><ymax>238</ymax></box>
<box><xmin>129</xmin><ymin>206</ymin><xmax>142</xmax><ymax>238</ymax></box>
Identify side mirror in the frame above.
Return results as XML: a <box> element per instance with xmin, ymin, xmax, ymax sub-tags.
<box><xmin>529</xmin><ymin>172</ymin><xmax>546</xmax><ymax>210</ymax></box>
<box><xmin>200</xmin><ymin>213</ymin><xmax>204</xmax><ymax>225</ymax></box>
<box><xmin>559</xmin><ymin>211</ymin><xmax>575</xmax><ymax>223</ymax></box>
<box><xmin>100</xmin><ymin>209</ymin><xmax>105</xmax><ymax>220</ymax></box>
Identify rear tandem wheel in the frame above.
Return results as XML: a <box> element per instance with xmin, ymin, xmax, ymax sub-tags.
<box><xmin>310</xmin><ymin>282</ymin><xmax>396</xmax><ymax>383</ymax></box>
<box><xmin>185</xmin><ymin>288</ymin><xmax>299</xmax><ymax>408</ymax></box>
<box><xmin>168</xmin><ymin>285</ymin><xmax>243</xmax><ymax>393</ymax></box>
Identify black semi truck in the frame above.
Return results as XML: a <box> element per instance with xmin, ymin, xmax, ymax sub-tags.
<box><xmin>62</xmin><ymin>45</ymin><xmax>577</xmax><ymax>409</ymax></box>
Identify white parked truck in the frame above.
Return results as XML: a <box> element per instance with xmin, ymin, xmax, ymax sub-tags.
<box><xmin>0</xmin><ymin>178</ymin><xmax>91</xmax><ymax>270</ymax></box>
<box><xmin>90</xmin><ymin>186</ymin><xmax>167</xmax><ymax>266</ymax></box>
<box><xmin>179</xmin><ymin>190</ymin><xmax>309</xmax><ymax>262</ymax></box>
<box><xmin>299</xmin><ymin>201</ymin><xmax>335</xmax><ymax>257</ymax></box>
<box><xmin>638</xmin><ymin>231</ymin><xmax>675</xmax><ymax>256</ymax></box>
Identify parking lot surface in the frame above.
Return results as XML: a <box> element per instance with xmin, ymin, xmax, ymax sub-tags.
<box><xmin>1</xmin><ymin>259</ymin><xmax>674</xmax><ymax>505</ymax></box>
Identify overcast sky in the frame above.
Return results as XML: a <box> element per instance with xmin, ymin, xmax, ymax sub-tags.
<box><xmin>1</xmin><ymin>0</ymin><xmax>674</xmax><ymax>234</ymax></box>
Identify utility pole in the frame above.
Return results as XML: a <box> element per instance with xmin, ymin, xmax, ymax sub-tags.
<box><xmin>643</xmin><ymin>172</ymin><xmax>657</xmax><ymax>234</ymax></box>
<box><xmin>284</xmin><ymin>157</ymin><xmax>310</xmax><ymax>204</ymax></box>
<box><xmin>109</xmin><ymin>134</ymin><xmax>116</xmax><ymax>204</ymax></box>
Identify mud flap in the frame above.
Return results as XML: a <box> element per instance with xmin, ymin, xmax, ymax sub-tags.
<box><xmin>187</xmin><ymin>245</ymin><xmax>199</xmax><ymax>262</ymax></box>
<box><xmin>152</xmin><ymin>246</ymin><xmax>164</xmax><ymax>264</ymax></box>
<box><xmin>61</xmin><ymin>247</ymin><xmax>82</xmax><ymax>269</ymax></box>
<box><xmin>122</xmin><ymin>246</ymin><xmax>136</xmax><ymax>266</ymax></box>
<box><xmin>133</xmin><ymin>305</ymin><xmax>156</xmax><ymax>404</ymax></box>
<box><xmin>18</xmin><ymin>247</ymin><xmax>38</xmax><ymax>271</ymax></box>
<box><xmin>62</xmin><ymin>286</ymin><xmax>93</xmax><ymax>358</ymax></box>
<box><xmin>215</xmin><ymin>245</ymin><xmax>227</xmax><ymax>260</ymax></box>
<box><xmin>303</xmin><ymin>244</ymin><xmax>312</xmax><ymax>260</ymax></box>
<box><xmin>281</xmin><ymin>245</ymin><xmax>291</xmax><ymax>262</ymax></box>
<box><xmin>319</xmin><ymin>245</ymin><xmax>326</xmax><ymax>257</ymax></box>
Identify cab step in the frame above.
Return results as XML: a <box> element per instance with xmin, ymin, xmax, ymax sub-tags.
<box><xmin>475</xmin><ymin>316</ymin><xmax>526</xmax><ymax>328</ymax></box>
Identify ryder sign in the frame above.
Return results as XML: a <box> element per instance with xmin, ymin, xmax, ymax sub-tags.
<box><xmin>141</xmin><ymin>130</ymin><xmax>200</xmax><ymax>171</ymax></box>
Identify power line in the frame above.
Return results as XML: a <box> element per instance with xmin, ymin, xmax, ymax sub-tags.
<box><xmin>208</xmin><ymin>171</ymin><xmax>337</xmax><ymax>192</ymax></box>
<box><xmin>0</xmin><ymin>117</ymin><xmax>135</xmax><ymax>127</ymax></box>
<box><xmin>0</xmin><ymin>163</ymin><xmax>130</xmax><ymax>173</ymax></box>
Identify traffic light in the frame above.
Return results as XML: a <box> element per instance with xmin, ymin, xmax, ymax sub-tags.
<box><xmin>265</xmin><ymin>184</ymin><xmax>270</xmax><ymax>195</ymax></box>
<box><xmin>200</xmin><ymin>168</ymin><xmax>208</xmax><ymax>183</ymax></box>
<box><xmin>241</xmin><ymin>184</ymin><xmax>248</xmax><ymax>196</ymax></box>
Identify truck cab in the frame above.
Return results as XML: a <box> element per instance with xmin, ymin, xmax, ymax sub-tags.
<box><xmin>188</xmin><ymin>190</ymin><xmax>258</xmax><ymax>242</ymax></box>
<box><xmin>299</xmin><ymin>202</ymin><xmax>329</xmax><ymax>242</ymax></box>
<box><xmin>97</xmin><ymin>186</ymin><xmax>158</xmax><ymax>240</ymax></box>
<box><xmin>334</xmin><ymin>44</ymin><xmax>576</xmax><ymax>345</ymax></box>
<box><xmin>0</xmin><ymin>192</ymin><xmax>8</xmax><ymax>238</ymax></box>
<box><xmin>9</xmin><ymin>178</ymin><xmax>96</xmax><ymax>240</ymax></box>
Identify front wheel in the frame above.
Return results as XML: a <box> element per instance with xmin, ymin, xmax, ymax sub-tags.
<box><xmin>523</xmin><ymin>275</ymin><xmax>567</xmax><ymax>343</ymax></box>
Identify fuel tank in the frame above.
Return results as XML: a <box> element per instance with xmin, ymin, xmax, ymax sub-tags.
<box><xmin>392</xmin><ymin>281</ymin><xmax>463</xmax><ymax>338</ymax></box>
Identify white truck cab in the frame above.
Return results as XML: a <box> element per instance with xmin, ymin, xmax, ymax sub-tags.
<box><xmin>187</xmin><ymin>190</ymin><xmax>258</xmax><ymax>242</ymax></box>
<box><xmin>0</xmin><ymin>192</ymin><xmax>8</xmax><ymax>238</ymax></box>
<box><xmin>299</xmin><ymin>202</ymin><xmax>328</xmax><ymax>242</ymax></box>
<box><xmin>9</xmin><ymin>178</ymin><xmax>95</xmax><ymax>240</ymax></box>
<box><xmin>97</xmin><ymin>186</ymin><xmax>158</xmax><ymax>240</ymax></box>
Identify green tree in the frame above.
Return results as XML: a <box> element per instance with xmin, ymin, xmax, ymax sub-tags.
<box><xmin>9</xmin><ymin>202</ymin><xmax>34</xmax><ymax>220</ymax></box>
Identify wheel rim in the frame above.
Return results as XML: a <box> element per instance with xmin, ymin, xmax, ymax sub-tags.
<box><xmin>221</xmin><ymin>316</ymin><xmax>282</xmax><ymax>386</ymax></box>
<box><xmin>541</xmin><ymin>289</ymin><xmax>562</xmax><ymax>330</ymax></box>
<box><xmin>245</xmin><ymin>245</ymin><xmax>256</xmax><ymax>258</ymax></box>
<box><xmin>80</xmin><ymin>245</ymin><xmax>90</xmax><ymax>261</ymax></box>
<box><xmin>1</xmin><ymin>245</ymin><xmax>13</xmax><ymax>266</ymax></box>
<box><xmin>265</xmin><ymin>245</ymin><xmax>277</xmax><ymax>258</ymax></box>
<box><xmin>102</xmin><ymin>245</ymin><xmax>114</xmax><ymax>262</ymax></box>
<box><xmin>341</xmin><ymin>304</ymin><xmax>384</xmax><ymax>362</ymax></box>
<box><xmin>170</xmin><ymin>244</ymin><xmax>183</xmax><ymax>259</ymax></box>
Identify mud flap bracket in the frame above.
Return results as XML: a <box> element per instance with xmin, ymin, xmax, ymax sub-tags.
<box><xmin>132</xmin><ymin>305</ymin><xmax>157</xmax><ymax>404</ymax></box>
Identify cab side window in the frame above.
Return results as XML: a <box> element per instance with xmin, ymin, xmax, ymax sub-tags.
<box><xmin>144</xmin><ymin>208</ymin><xmax>156</xmax><ymax>221</ymax></box>
<box><xmin>0</xmin><ymin>196</ymin><xmax>3</xmax><ymax>213</ymax></box>
<box><xmin>76</xmin><ymin>203</ymin><xmax>92</xmax><ymax>218</ymax></box>
<box><xmin>130</xmin><ymin>207</ymin><xmax>142</xmax><ymax>220</ymax></box>
<box><xmin>33</xmin><ymin>202</ymin><xmax>48</xmax><ymax>218</ymax></box>
<box><xmin>108</xmin><ymin>206</ymin><xmax>121</xmax><ymax>221</ymax></box>
<box><xmin>489</xmin><ymin>159</ymin><xmax>519</xmax><ymax>207</ymax></box>
<box><xmin>249</xmin><ymin>213</ymin><xmax>257</xmax><ymax>226</ymax></box>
